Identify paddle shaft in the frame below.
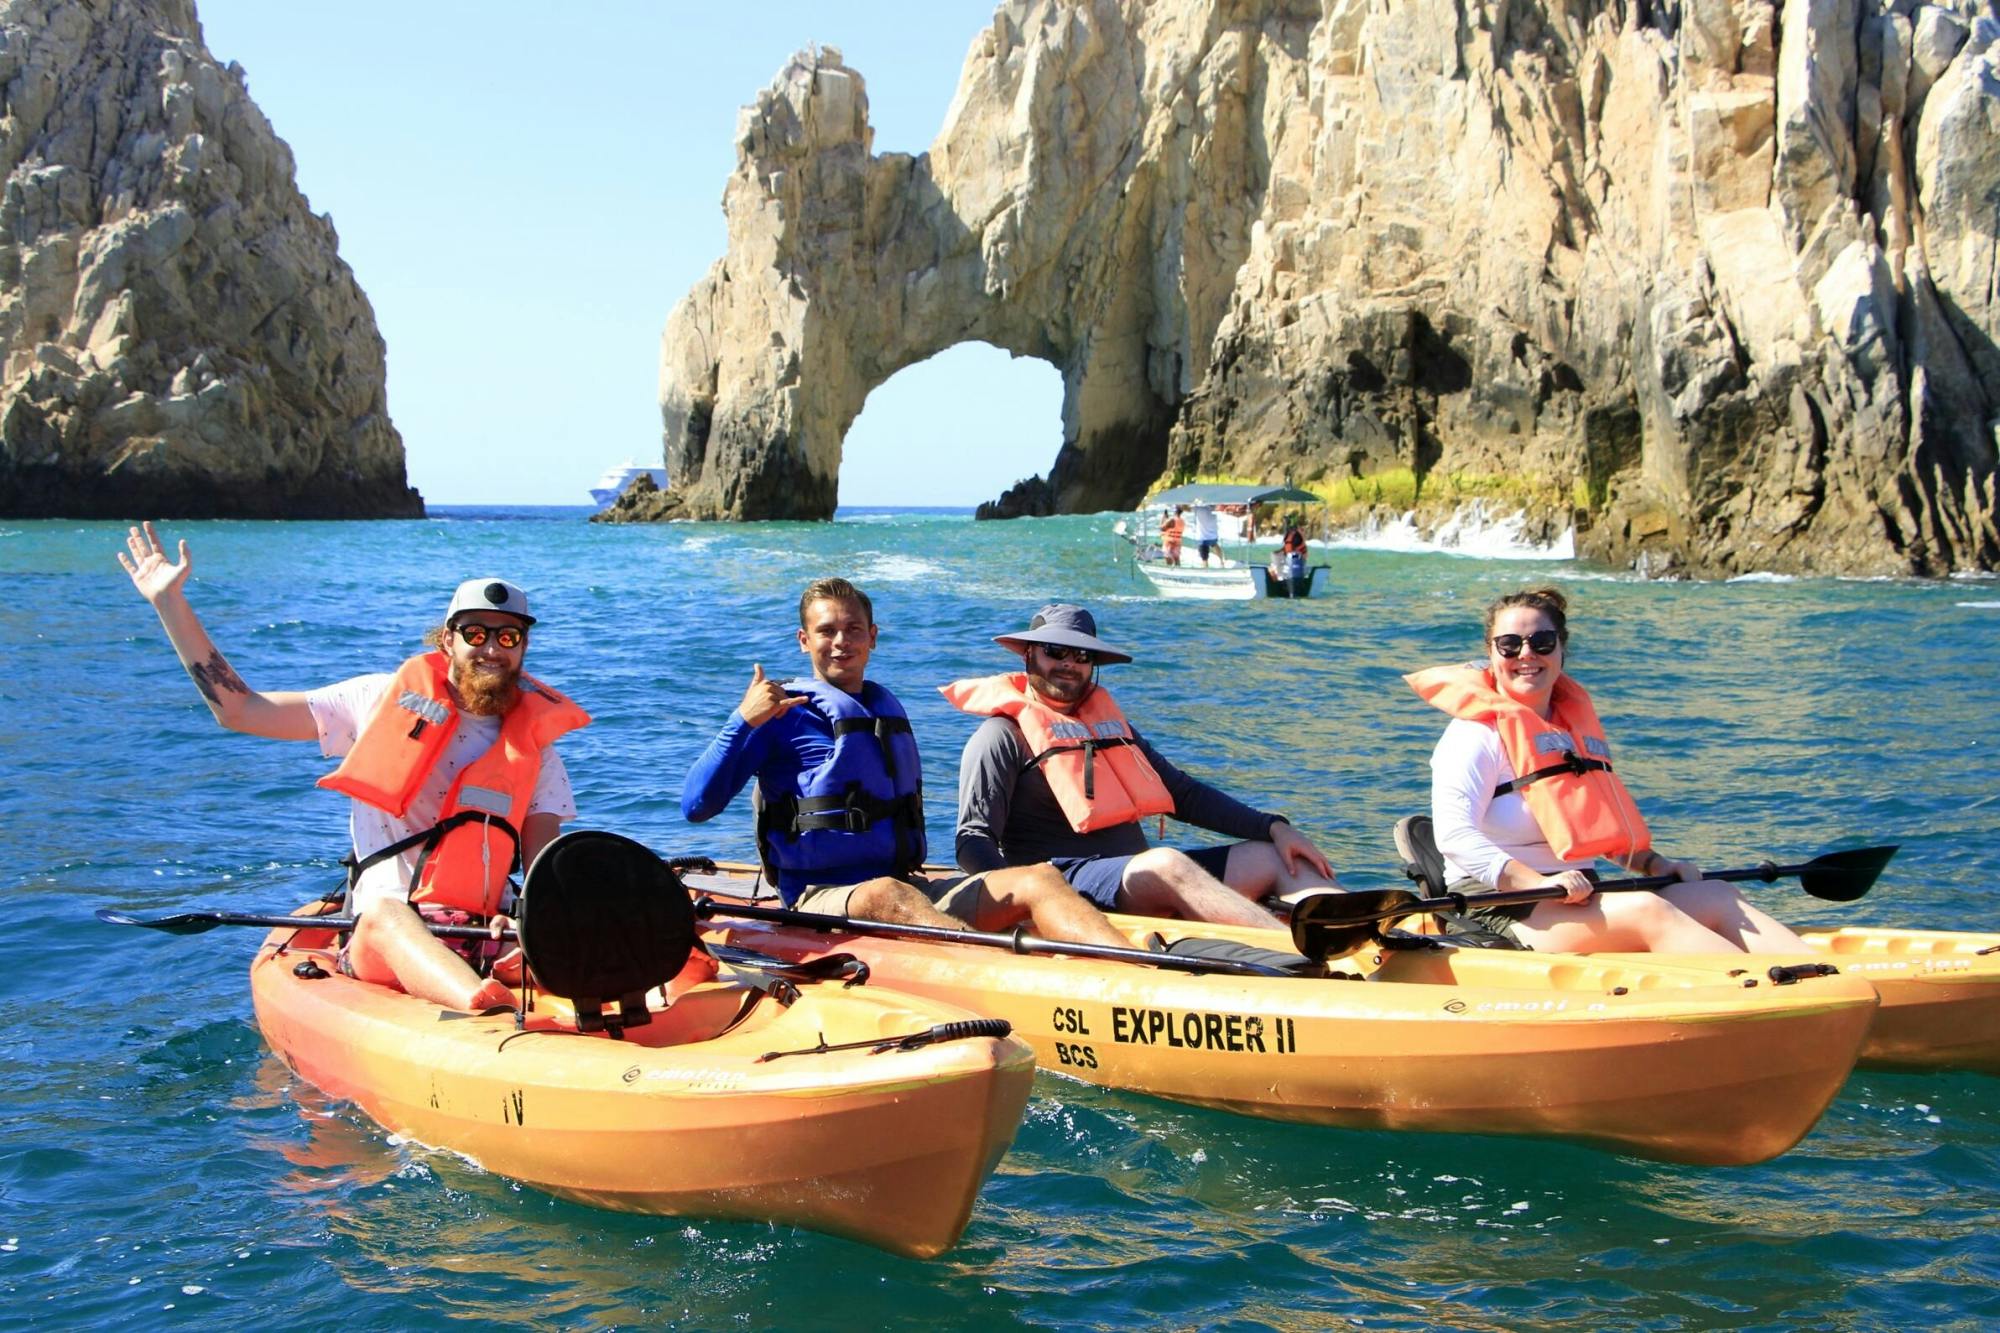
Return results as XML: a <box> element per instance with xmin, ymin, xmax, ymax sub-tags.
<box><xmin>99</xmin><ymin>908</ymin><xmax>516</xmax><ymax>941</ymax></box>
<box><xmin>694</xmin><ymin>897</ymin><xmax>1280</xmax><ymax>978</ymax></box>
<box><xmin>1361</xmin><ymin>858</ymin><xmax>1833</xmax><ymax>927</ymax></box>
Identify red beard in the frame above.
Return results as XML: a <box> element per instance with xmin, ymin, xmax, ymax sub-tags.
<box><xmin>452</xmin><ymin>657</ymin><xmax>521</xmax><ymax>716</ymax></box>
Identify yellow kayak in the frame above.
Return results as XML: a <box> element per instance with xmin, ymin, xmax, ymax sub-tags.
<box><xmin>1379</xmin><ymin>818</ymin><xmax>2000</xmax><ymax>1073</ymax></box>
<box><xmin>687</xmin><ymin>873</ymin><xmax>1877</xmax><ymax>1166</ymax></box>
<box><xmin>250</xmin><ymin>911</ymin><xmax>1035</xmax><ymax>1258</ymax></box>
<box><xmin>1739</xmin><ymin>927</ymin><xmax>2000</xmax><ymax>1074</ymax></box>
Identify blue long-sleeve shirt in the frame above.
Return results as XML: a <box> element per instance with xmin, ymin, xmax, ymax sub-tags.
<box><xmin>681</xmin><ymin>704</ymin><xmax>867</xmax><ymax>898</ymax></box>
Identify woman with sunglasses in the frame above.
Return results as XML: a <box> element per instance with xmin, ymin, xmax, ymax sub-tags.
<box><xmin>1408</xmin><ymin>587</ymin><xmax>1808</xmax><ymax>953</ymax></box>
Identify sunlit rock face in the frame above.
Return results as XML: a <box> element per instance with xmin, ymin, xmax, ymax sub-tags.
<box><xmin>0</xmin><ymin>0</ymin><xmax>419</xmax><ymax>518</ymax></box>
<box><xmin>658</xmin><ymin>2</ymin><xmax>1999</xmax><ymax>576</ymax></box>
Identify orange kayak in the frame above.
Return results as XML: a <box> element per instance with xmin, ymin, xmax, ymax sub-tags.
<box><xmin>249</xmin><ymin>914</ymin><xmax>1035</xmax><ymax>1257</ymax></box>
<box><xmin>687</xmin><ymin>875</ymin><xmax>1877</xmax><ymax>1166</ymax></box>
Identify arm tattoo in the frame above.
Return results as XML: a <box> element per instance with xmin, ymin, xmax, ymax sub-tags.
<box><xmin>185</xmin><ymin>649</ymin><xmax>249</xmax><ymax>706</ymax></box>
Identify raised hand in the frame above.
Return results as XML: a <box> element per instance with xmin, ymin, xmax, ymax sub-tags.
<box><xmin>738</xmin><ymin>663</ymin><xmax>804</xmax><ymax>728</ymax></box>
<box><xmin>117</xmin><ymin>521</ymin><xmax>191</xmax><ymax>604</ymax></box>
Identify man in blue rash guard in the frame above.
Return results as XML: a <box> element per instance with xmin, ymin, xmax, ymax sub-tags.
<box><xmin>682</xmin><ymin>578</ymin><xmax>1133</xmax><ymax>947</ymax></box>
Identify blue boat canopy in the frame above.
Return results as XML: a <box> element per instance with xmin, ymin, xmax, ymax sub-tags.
<box><xmin>1141</xmin><ymin>483</ymin><xmax>1321</xmax><ymax>507</ymax></box>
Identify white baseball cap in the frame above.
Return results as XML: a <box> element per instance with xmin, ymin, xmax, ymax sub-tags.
<box><xmin>445</xmin><ymin>578</ymin><xmax>536</xmax><ymax>626</ymax></box>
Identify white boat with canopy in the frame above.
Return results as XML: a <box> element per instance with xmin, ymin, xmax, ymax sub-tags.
<box><xmin>1116</xmin><ymin>483</ymin><xmax>1329</xmax><ymax>600</ymax></box>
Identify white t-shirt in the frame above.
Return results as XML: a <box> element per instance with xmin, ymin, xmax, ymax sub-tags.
<box><xmin>1428</xmin><ymin>717</ymin><xmax>1592</xmax><ymax>887</ymax></box>
<box><xmin>309</xmin><ymin>673</ymin><xmax>576</xmax><ymax>913</ymax></box>
<box><xmin>1189</xmin><ymin>504</ymin><xmax>1220</xmax><ymax>542</ymax></box>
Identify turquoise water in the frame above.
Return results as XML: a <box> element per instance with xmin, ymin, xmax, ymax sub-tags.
<box><xmin>5</xmin><ymin>506</ymin><xmax>1999</xmax><ymax>1329</ymax></box>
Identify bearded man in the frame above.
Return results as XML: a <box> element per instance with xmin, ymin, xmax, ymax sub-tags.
<box><xmin>119</xmin><ymin>523</ymin><xmax>583</xmax><ymax>1011</ymax></box>
<box><xmin>947</xmin><ymin>604</ymin><xmax>1340</xmax><ymax>925</ymax></box>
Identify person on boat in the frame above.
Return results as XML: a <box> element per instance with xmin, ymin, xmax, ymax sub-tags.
<box><xmin>118</xmin><ymin>523</ymin><xmax>580</xmax><ymax>1011</ymax></box>
<box><xmin>946</xmin><ymin>604</ymin><xmax>1341</xmax><ymax>927</ymax></box>
<box><xmin>681</xmin><ymin>579</ymin><xmax>1136</xmax><ymax>948</ymax></box>
<box><xmin>1188</xmin><ymin>503</ymin><xmax>1221</xmax><ymax>565</ymax></box>
<box><xmin>1159</xmin><ymin>506</ymin><xmax>1185</xmax><ymax>566</ymax></box>
<box><xmin>1413</xmin><ymin>586</ymin><xmax>1810</xmax><ymax>953</ymax></box>
<box><xmin>1279</xmin><ymin>527</ymin><xmax>1308</xmax><ymax>581</ymax></box>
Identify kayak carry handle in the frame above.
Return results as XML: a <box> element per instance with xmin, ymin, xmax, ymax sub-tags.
<box><xmin>873</xmin><ymin>1018</ymin><xmax>1013</xmax><ymax>1053</ymax></box>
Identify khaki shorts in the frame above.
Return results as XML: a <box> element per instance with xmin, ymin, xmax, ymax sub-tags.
<box><xmin>791</xmin><ymin>872</ymin><xmax>989</xmax><ymax>925</ymax></box>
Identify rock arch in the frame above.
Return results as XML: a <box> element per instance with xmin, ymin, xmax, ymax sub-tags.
<box><xmin>654</xmin><ymin>1</ymin><xmax>2000</xmax><ymax>577</ymax></box>
<box><xmin>656</xmin><ymin>10</ymin><xmax>1245</xmax><ymax>520</ymax></box>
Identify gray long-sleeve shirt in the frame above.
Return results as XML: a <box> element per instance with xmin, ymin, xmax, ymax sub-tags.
<box><xmin>955</xmin><ymin>715</ymin><xmax>1280</xmax><ymax>871</ymax></box>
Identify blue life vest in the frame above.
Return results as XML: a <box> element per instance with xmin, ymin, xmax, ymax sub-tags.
<box><xmin>753</xmin><ymin>679</ymin><xmax>927</xmax><ymax>901</ymax></box>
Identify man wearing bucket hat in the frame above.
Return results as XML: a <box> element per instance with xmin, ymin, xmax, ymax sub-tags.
<box><xmin>944</xmin><ymin>604</ymin><xmax>1340</xmax><ymax>925</ymax></box>
<box><xmin>118</xmin><ymin>522</ymin><xmax>583</xmax><ymax>1011</ymax></box>
<box><xmin>683</xmin><ymin>578</ymin><xmax>1135</xmax><ymax>948</ymax></box>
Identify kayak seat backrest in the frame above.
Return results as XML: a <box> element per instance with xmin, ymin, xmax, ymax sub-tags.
<box><xmin>1393</xmin><ymin>815</ymin><xmax>1449</xmax><ymax>896</ymax></box>
<box><xmin>517</xmin><ymin>829</ymin><xmax>698</xmax><ymax>1036</ymax></box>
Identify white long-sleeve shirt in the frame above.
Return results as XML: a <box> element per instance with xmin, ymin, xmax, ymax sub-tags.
<box><xmin>1428</xmin><ymin>717</ymin><xmax>1593</xmax><ymax>887</ymax></box>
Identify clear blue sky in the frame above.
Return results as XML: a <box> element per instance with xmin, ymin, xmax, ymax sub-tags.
<box><xmin>195</xmin><ymin>2</ymin><xmax>1064</xmax><ymax>508</ymax></box>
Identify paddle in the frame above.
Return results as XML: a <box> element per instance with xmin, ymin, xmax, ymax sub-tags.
<box><xmin>692</xmin><ymin>897</ymin><xmax>1294</xmax><ymax>979</ymax></box>
<box><xmin>96</xmin><ymin>907</ymin><xmax>512</xmax><ymax>941</ymax></box>
<box><xmin>1289</xmin><ymin>845</ymin><xmax>1899</xmax><ymax>960</ymax></box>
<box><xmin>98</xmin><ymin>905</ymin><xmax>838</xmax><ymax>987</ymax></box>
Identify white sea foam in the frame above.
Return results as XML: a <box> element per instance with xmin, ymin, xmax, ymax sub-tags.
<box><xmin>1323</xmin><ymin>501</ymin><xmax>1574</xmax><ymax>560</ymax></box>
<box><xmin>1956</xmin><ymin>601</ymin><xmax>2000</xmax><ymax>609</ymax></box>
<box><xmin>854</xmin><ymin>554</ymin><xmax>946</xmax><ymax>582</ymax></box>
<box><xmin>1726</xmin><ymin>571</ymin><xmax>1797</xmax><ymax>583</ymax></box>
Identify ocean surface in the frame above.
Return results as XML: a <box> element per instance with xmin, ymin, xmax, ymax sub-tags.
<box><xmin>4</xmin><ymin>505</ymin><xmax>1999</xmax><ymax>1330</ymax></box>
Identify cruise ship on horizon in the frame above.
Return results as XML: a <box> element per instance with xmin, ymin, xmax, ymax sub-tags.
<box><xmin>589</xmin><ymin>461</ymin><xmax>668</xmax><ymax>509</ymax></box>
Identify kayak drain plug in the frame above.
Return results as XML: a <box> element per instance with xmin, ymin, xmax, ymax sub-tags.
<box><xmin>293</xmin><ymin>960</ymin><xmax>329</xmax><ymax>980</ymax></box>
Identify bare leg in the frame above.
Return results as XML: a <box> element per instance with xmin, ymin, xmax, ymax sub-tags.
<box><xmin>1220</xmin><ymin>840</ymin><xmax>1338</xmax><ymax>899</ymax></box>
<box><xmin>1119</xmin><ymin>848</ymin><xmax>1284</xmax><ymax>928</ymax></box>
<box><xmin>845</xmin><ymin>876</ymin><xmax>970</xmax><ymax>929</ymax></box>
<box><xmin>966</xmin><ymin>863</ymin><xmax>1132</xmax><ymax>948</ymax></box>
<box><xmin>1659</xmin><ymin>880</ymin><xmax>1812</xmax><ymax>953</ymax></box>
<box><xmin>1512</xmin><ymin>893</ymin><xmax>1742</xmax><ymax>954</ymax></box>
<box><xmin>347</xmin><ymin>900</ymin><xmax>515</xmax><ymax>1010</ymax></box>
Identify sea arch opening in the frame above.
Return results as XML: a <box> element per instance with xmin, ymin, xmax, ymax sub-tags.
<box><xmin>836</xmin><ymin>342</ymin><xmax>1062</xmax><ymax>511</ymax></box>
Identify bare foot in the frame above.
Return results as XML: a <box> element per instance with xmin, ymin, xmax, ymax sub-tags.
<box><xmin>469</xmin><ymin>978</ymin><xmax>517</xmax><ymax>1011</ymax></box>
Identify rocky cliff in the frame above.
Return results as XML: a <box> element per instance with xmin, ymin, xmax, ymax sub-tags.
<box><xmin>0</xmin><ymin>0</ymin><xmax>419</xmax><ymax>518</ymax></box>
<box><xmin>653</xmin><ymin>1</ymin><xmax>1998</xmax><ymax>577</ymax></box>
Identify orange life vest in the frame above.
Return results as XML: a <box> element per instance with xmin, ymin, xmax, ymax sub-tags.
<box><xmin>940</xmin><ymin>673</ymin><xmax>1176</xmax><ymax>833</ymax></box>
<box><xmin>1405</xmin><ymin>663</ymin><xmax>1651</xmax><ymax>864</ymax></box>
<box><xmin>318</xmin><ymin>652</ymin><xmax>590</xmax><ymax>915</ymax></box>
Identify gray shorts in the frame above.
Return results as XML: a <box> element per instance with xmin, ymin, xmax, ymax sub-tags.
<box><xmin>791</xmin><ymin>872</ymin><xmax>989</xmax><ymax>925</ymax></box>
<box><xmin>1450</xmin><ymin>877</ymin><xmax>1530</xmax><ymax>944</ymax></box>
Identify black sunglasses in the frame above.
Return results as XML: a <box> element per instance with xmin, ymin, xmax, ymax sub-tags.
<box><xmin>1037</xmin><ymin>644</ymin><xmax>1096</xmax><ymax>665</ymax></box>
<box><xmin>1491</xmin><ymin>630</ymin><xmax>1560</xmax><ymax>658</ymax></box>
<box><xmin>454</xmin><ymin>622</ymin><xmax>526</xmax><ymax>650</ymax></box>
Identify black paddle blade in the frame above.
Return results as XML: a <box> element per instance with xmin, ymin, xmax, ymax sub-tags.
<box><xmin>1797</xmin><ymin>845</ymin><xmax>1898</xmax><ymax>902</ymax></box>
<box><xmin>1289</xmin><ymin>888</ymin><xmax>1424</xmax><ymax>960</ymax></box>
<box><xmin>95</xmin><ymin>907</ymin><xmax>222</xmax><ymax>936</ymax></box>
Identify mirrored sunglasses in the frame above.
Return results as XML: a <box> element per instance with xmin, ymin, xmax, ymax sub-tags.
<box><xmin>454</xmin><ymin>622</ymin><xmax>526</xmax><ymax>650</ymax></box>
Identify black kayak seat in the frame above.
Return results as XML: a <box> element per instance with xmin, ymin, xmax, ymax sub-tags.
<box><xmin>517</xmin><ymin>829</ymin><xmax>699</xmax><ymax>1036</ymax></box>
<box><xmin>1393</xmin><ymin>815</ymin><xmax>1450</xmax><ymax>896</ymax></box>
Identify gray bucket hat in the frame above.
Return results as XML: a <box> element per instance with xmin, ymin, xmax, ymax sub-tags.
<box><xmin>446</xmin><ymin>578</ymin><xmax>536</xmax><ymax>626</ymax></box>
<box><xmin>994</xmin><ymin>603</ymin><xmax>1133</xmax><ymax>665</ymax></box>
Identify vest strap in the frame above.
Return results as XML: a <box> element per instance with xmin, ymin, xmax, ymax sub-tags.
<box><xmin>345</xmin><ymin>808</ymin><xmax>523</xmax><ymax>897</ymax></box>
<box><xmin>1492</xmin><ymin>752</ymin><xmax>1613</xmax><ymax>799</ymax></box>
<box><xmin>770</xmin><ymin>787</ymin><xmax>923</xmax><ymax>835</ymax></box>
<box><xmin>1021</xmin><ymin>734</ymin><xmax>1138</xmax><ymax>800</ymax></box>
<box><xmin>831</xmin><ymin>715</ymin><xmax>913</xmax><ymax>780</ymax></box>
